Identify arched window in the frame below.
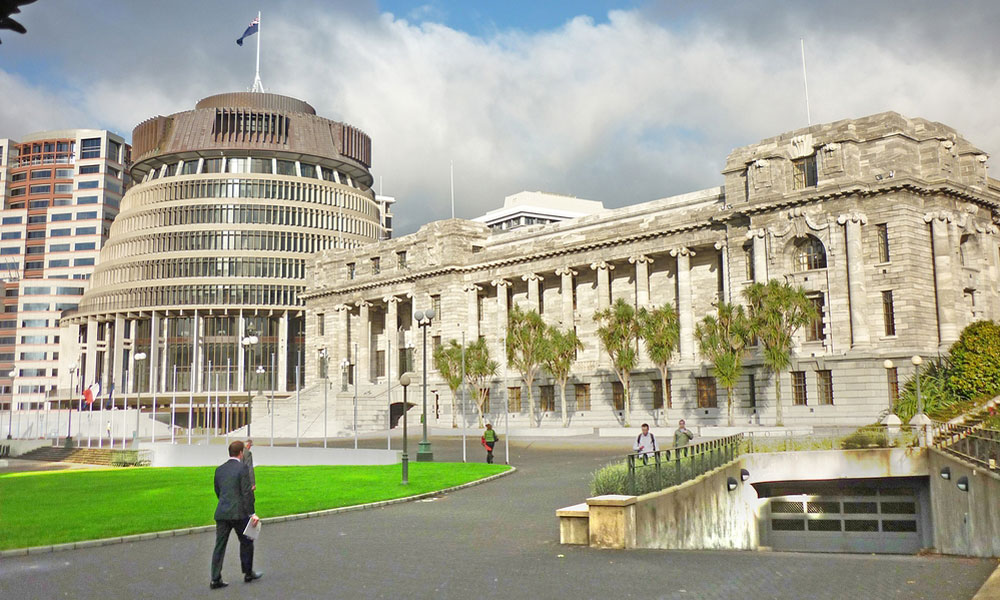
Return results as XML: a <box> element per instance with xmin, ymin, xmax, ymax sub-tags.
<box><xmin>793</xmin><ymin>235</ymin><xmax>827</xmax><ymax>271</ymax></box>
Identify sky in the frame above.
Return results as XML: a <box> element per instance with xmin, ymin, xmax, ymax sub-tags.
<box><xmin>1</xmin><ymin>1</ymin><xmax>998</xmax><ymax>235</ymax></box>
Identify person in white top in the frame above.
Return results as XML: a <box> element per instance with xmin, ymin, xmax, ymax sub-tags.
<box><xmin>632</xmin><ymin>423</ymin><xmax>659</xmax><ymax>465</ymax></box>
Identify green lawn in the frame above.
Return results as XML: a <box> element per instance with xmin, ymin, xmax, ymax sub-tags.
<box><xmin>0</xmin><ymin>463</ymin><xmax>509</xmax><ymax>550</ymax></box>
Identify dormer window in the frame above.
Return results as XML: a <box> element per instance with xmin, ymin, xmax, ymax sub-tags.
<box><xmin>792</xmin><ymin>155</ymin><xmax>817</xmax><ymax>189</ymax></box>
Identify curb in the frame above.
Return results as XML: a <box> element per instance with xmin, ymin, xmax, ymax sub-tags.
<box><xmin>973</xmin><ymin>561</ymin><xmax>1000</xmax><ymax>600</ymax></box>
<box><xmin>0</xmin><ymin>466</ymin><xmax>516</xmax><ymax>558</ymax></box>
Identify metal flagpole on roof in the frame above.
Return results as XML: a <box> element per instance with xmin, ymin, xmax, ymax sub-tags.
<box><xmin>252</xmin><ymin>11</ymin><xmax>263</xmax><ymax>93</ymax></box>
<box><xmin>800</xmin><ymin>38</ymin><xmax>811</xmax><ymax>125</ymax></box>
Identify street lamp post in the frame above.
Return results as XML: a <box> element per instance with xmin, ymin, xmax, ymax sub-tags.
<box><xmin>134</xmin><ymin>352</ymin><xmax>147</xmax><ymax>447</ymax></box>
<box><xmin>7</xmin><ymin>370</ymin><xmax>14</xmax><ymax>439</ymax></box>
<box><xmin>911</xmin><ymin>355</ymin><xmax>924</xmax><ymax>416</ymax></box>
<box><xmin>413</xmin><ymin>308</ymin><xmax>435</xmax><ymax>461</ymax></box>
<box><xmin>399</xmin><ymin>372</ymin><xmax>412</xmax><ymax>484</ymax></box>
<box><xmin>241</xmin><ymin>333</ymin><xmax>259</xmax><ymax>436</ymax></box>
<box><xmin>319</xmin><ymin>348</ymin><xmax>329</xmax><ymax>448</ymax></box>
<box><xmin>908</xmin><ymin>355</ymin><xmax>933</xmax><ymax>445</ymax></box>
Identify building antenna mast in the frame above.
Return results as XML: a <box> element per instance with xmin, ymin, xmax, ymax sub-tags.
<box><xmin>450</xmin><ymin>160</ymin><xmax>455</xmax><ymax>219</ymax></box>
<box><xmin>251</xmin><ymin>11</ymin><xmax>264</xmax><ymax>93</ymax></box>
<box><xmin>800</xmin><ymin>37</ymin><xmax>811</xmax><ymax>125</ymax></box>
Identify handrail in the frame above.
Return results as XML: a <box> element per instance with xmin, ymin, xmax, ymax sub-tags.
<box><xmin>932</xmin><ymin>421</ymin><xmax>1000</xmax><ymax>472</ymax></box>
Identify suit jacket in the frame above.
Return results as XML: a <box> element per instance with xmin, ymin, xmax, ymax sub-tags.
<box><xmin>241</xmin><ymin>450</ymin><xmax>256</xmax><ymax>487</ymax></box>
<box><xmin>214</xmin><ymin>458</ymin><xmax>255</xmax><ymax>521</ymax></box>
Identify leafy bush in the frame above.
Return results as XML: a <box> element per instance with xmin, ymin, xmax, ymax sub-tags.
<box><xmin>948</xmin><ymin>320</ymin><xmax>1000</xmax><ymax>402</ymax></box>
<box><xmin>893</xmin><ymin>357</ymin><xmax>966</xmax><ymax>423</ymax></box>
<box><xmin>590</xmin><ymin>461</ymin><xmax>630</xmax><ymax>496</ymax></box>
<box><xmin>589</xmin><ymin>458</ymin><xmax>694</xmax><ymax>496</ymax></box>
<box><xmin>839</xmin><ymin>426</ymin><xmax>893</xmax><ymax>449</ymax></box>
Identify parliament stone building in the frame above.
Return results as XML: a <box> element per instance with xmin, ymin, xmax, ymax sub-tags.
<box><xmin>304</xmin><ymin>112</ymin><xmax>998</xmax><ymax>429</ymax></box>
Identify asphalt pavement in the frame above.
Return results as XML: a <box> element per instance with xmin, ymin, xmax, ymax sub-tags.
<box><xmin>0</xmin><ymin>433</ymin><xmax>995</xmax><ymax>600</ymax></box>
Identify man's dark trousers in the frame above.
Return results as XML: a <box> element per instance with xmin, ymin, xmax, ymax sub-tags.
<box><xmin>211</xmin><ymin>517</ymin><xmax>253</xmax><ymax>581</ymax></box>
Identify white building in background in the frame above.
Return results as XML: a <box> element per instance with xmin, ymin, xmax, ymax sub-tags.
<box><xmin>473</xmin><ymin>191</ymin><xmax>606</xmax><ymax>232</ymax></box>
<box><xmin>0</xmin><ymin>130</ymin><xmax>129</xmax><ymax>414</ymax></box>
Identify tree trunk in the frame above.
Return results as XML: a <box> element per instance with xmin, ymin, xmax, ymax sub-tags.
<box><xmin>451</xmin><ymin>387</ymin><xmax>458</xmax><ymax>428</ymax></box>
<box><xmin>525</xmin><ymin>377</ymin><xmax>536</xmax><ymax>427</ymax></box>
<box><xmin>660</xmin><ymin>367</ymin><xmax>669</xmax><ymax>413</ymax></box>
<box><xmin>623</xmin><ymin>375</ymin><xmax>631</xmax><ymax>428</ymax></box>
<box><xmin>559</xmin><ymin>381</ymin><xmax>568</xmax><ymax>427</ymax></box>
<box><xmin>726</xmin><ymin>385</ymin><xmax>734</xmax><ymax>427</ymax></box>
<box><xmin>774</xmin><ymin>370</ymin><xmax>784</xmax><ymax>426</ymax></box>
<box><xmin>477</xmin><ymin>393</ymin><xmax>486</xmax><ymax>427</ymax></box>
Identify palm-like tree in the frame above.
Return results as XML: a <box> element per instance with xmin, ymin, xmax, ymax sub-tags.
<box><xmin>695</xmin><ymin>302</ymin><xmax>752</xmax><ymax>426</ymax></box>
<box><xmin>506</xmin><ymin>305</ymin><xmax>548</xmax><ymax>427</ymax></box>
<box><xmin>432</xmin><ymin>340</ymin><xmax>465</xmax><ymax>427</ymax></box>
<box><xmin>540</xmin><ymin>326</ymin><xmax>583</xmax><ymax>427</ymax></box>
<box><xmin>743</xmin><ymin>280</ymin><xmax>818</xmax><ymax>426</ymax></box>
<box><xmin>463</xmin><ymin>337</ymin><xmax>498</xmax><ymax>427</ymax></box>
<box><xmin>638</xmin><ymin>304</ymin><xmax>680</xmax><ymax>413</ymax></box>
<box><xmin>594</xmin><ymin>298</ymin><xmax>642</xmax><ymax>427</ymax></box>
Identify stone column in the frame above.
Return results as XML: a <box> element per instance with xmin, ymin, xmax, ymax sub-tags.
<box><xmin>357</xmin><ymin>300</ymin><xmax>371</xmax><ymax>383</ymax></box>
<box><xmin>837</xmin><ymin>212</ymin><xmax>870</xmax><ymax>347</ymax></box>
<box><xmin>925</xmin><ymin>212</ymin><xmax>959</xmax><ymax>345</ymax></box>
<box><xmin>629</xmin><ymin>255</ymin><xmax>652</xmax><ymax>307</ymax></box>
<box><xmin>112</xmin><ymin>313</ymin><xmax>125</xmax><ymax>396</ymax></box>
<box><xmin>192</xmin><ymin>311</ymin><xmax>203</xmax><ymax>392</ymax></box>
<box><xmin>278</xmin><ymin>311</ymin><xmax>289</xmax><ymax>392</ymax></box>
<box><xmin>522</xmin><ymin>273</ymin><xmax>542</xmax><ymax>313</ymax></box>
<box><xmin>160</xmin><ymin>314</ymin><xmax>170</xmax><ymax>393</ymax></box>
<box><xmin>84</xmin><ymin>318</ymin><xmax>98</xmax><ymax>390</ymax></box>
<box><xmin>670</xmin><ymin>248</ymin><xmax>696</xmax><ymax>360</ymax></box>
<box><xmin>713</xmin><ymin>242</ymin><xmax>729</xmax><ymax>303</ymax></box>
<box><xmin>590</xmin><ymin>261</ymin><xmax>615</xmax><ymax>310</ymax></box>
<box><xmin>333</xmin><ymin>304</ymin><xmax>351</xmax><ymax>386</ymax></box>
<box><xmin>462</xmin><ymin>285</ymin><xmax>481</xmax><ymax>340</ymax></box>
<box><xmin>149</xmin><ymin>311</ymin><xmax>161</xmax><ymax>394</ymax></box>
<box><xmin>492</xmin><ymin>278</ymin><xmax>511</xmax><ymax>361</ymax></box>
<box><xmin>384</xmin><ymin>296</ymin><xmax>400</xmax><ymax>379</ymax></box>
<box><xmin>980</xmin><ymin>225</ymin><xmax>1000</xmax><ymax>320</ymax></box>
<box><xmin>555</xmin><ymin>267</ymin><xmax>577</xmax><ymax>328</ymax></box>
<box><xmin>747</xmin><ymin>228</ymin><xmax>768</xmax><ymax>283</ymax></box>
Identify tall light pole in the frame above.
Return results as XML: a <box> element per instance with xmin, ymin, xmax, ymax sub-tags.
<box><xmin>134</xmin><ymin>352</ymin><xmax>147</xmax><ymax>447</ymax></box>
<box><xmin>319</xmin><ymin>348</ymin><xmax>329</xmax><ymax>448</ymax></box>
<box><xmin>66</xmin><ymin>363</ymin><xmax>78</xmax><ymax>444</ymax></box>
<box><xmin>909</xmin><ymin>355</ymin><xmax>932</xmax><ymax>445</ymax></box>
<box><xmin>911</xmin><ymin>355</ymin><xmax>924</xmax><ymax>416</ymax></box>
<box><xmin>241</xmin><ymin>332</ymin><xmax>259</xmax><ymax>436</ymax></box>
<box><xmin>353</xmin><ymin>342</ymin><xmax>358</xmax><ymax>450</ymax></box>
<box><xmin>399</xmin><ymin>372</ymin><xmax>412</xmax><ymax>484</ymax></box>
<box><xmin>414</xmin><ymin>308</ymin><xmax>435</xmax><ymax>461</ymax></box>
<box><xmin>7</xmin><ymin>369</ymin><xmax>15</xmax><ymax>439</ymax></box>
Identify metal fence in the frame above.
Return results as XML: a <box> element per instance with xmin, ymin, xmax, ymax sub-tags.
<box><xmin>933</xmin><ymin>422</ymin><xmax>1000</xmax><ymax>472</ymax></box>
<box><xmin>625</xmin><ymin>434</ymin><xmax>743</xmax><ymax>496</ymax></box>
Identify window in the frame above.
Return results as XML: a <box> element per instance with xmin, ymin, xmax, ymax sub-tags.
<box><xmin>24</xmin><ymin>261</ymin><xmax>43</xmax><ymax>270</ymax></box>
<box><xmin>508</xmin><ymin>386</ymin><xmax>522</xmax><ymax>412</ymax></box>
<box><xmin>106</xmin><ymin>139</ymin><xmax>121</xmax><ymax>162</ymax></box>
<box><xmin>371</xmin><ymin>256</ymin><xmax>380</xmax><ymax>275</ymax></box>
<box><xmin>78</xmin><ymin>164</ymin><xmax>100</xmax><ymax>174</ymax></box>
<box><xmin>50</xmin><ymin>228</ymin><xmax>70</xmax><ymax>237</ymax></box>
<box><xmin>51</xmin><ymin>213</ymin><xmax>71</xmax><ymax>222</ymax></box>
<box><xmin>74</xmin><ymin>257</ymin><xmax>95</xmax><ymax>266</ymax></box>
<box><xmin>54</xmin><ymin>183</ymin><xmax>73</xmax><ymax>194</ymax></box>
<box><xmin>806</xmin><ymin>294</ymin><xmax>825</xmax><ymax>341</ymax></box>
<box><xmin>791</xmin><ymin>371</ymin><xmax>807</xmax><ymax>405</ymax></box>
<box><xmin>612</xmin><ymin>382</ymin><xmax>625</xmax><ymax>411</ymax></box>
<box><xmin>21</xmin><ymin>303</ymin><xmax>49</xmax><ymax>312</ymax></box>
<box><xmin>9</xmin><ymin>187</ymin><xmax>24</xmax><ymax>197</ymax></box>
<box><xmin>431</xmin><ymin>294</ymin><xmax>441</xmax><ymax>319</ymax></box>
<box><xmin>30</xmin><ymin>169</ymin><xmax>51</xmax><ymax>179</ymax></box>
<box><xmin>347</xmin><ymin>263</ymin><xmax>355</xmax><ymax>279</ymax></box>
<box><xmin>55</xmin><ymin>287</ymin><xmax>83</xmax><ymax>295</ymax></box>
<box><xmin>249</xmin><ymin>158</ymin><xmax>272</xmax><ymax>174</ymax></box>
<box><xmin>887</xmin><ymin>367</ymin><xmax>899</xmax><ymax>405</ymax></box>
<box><xmin>29</xmin><ymin>184</ymin><xmax>51</xmax><ymax>194</ymax></box>
<box><xmin>55</xmin><ymin>168</ymin><xmax>73</xmax><ymax>179</ymax></box>
<box><xmin>652</xmin><ymin>379</ymin><xmax>666</xmax><ymax>410</ymax></box>
<box><xmin>49</xmin><ymin>243</ymin><xmax>70</xmax><ymax>251</ymax></box>
<box><xmin>876</xmin><ymin>223</ymin><xmax>890</xmax><ymax>263</ymax></box>
<box><xmin>11</xmin><ymin>172</ymin><xmax>26</xmax><ymax>182</ymax></box>
<box><xmin>21</xmin><ymin>336</ymin><xmax>47</xmax><ymax>344</ymax></box>
<box><xmin>25</xmin><ymin>242</ymin><xmax>44</xmax><ymax>250</ymax></box>
<box><xmin>77</xmin><ymin>180</ymin><xmax>99</xmax><ymax>190</ymax></box>
<box><xmin>77</xmin><ymin>211</ymin><xmax>97</xmax><ymax>220</ymax></box>
<box><xmin>817</xmin><ymin>370</ymin><xmax>833</xmax><ymax>405</ymax></box>
<box><xmin>74</xmin><ymin>242</ymin><xmax>96</xmax><ymax>250</ymax></box>
<box><xmin>882</xmin><ymin>291</ymin><xmax>896</xmax><ymax>336</ymax></box>
<box><xmin>793</xmin><ymin>236</ymin><xmax>826</xmax><ymax>270</ymax></box>
<box><xmin>575</xmin><ymin>383</ymin><xmax>591</xmax><ymax>411</ymax></box>
<box><xmin>22</xmin><ymin>286</ymin><xmax>49</xmax><ymax>295</ymax></box>
<box><xmin>77</xmin><ymin>195</ymin><xmax>99</xmax><ymax>204</ymax></box>
<box><xmin>48</xmin><ymin>260</ymin><xmax>69</xmax><ymax>268</ymax></box>
<box><xmin>374</xmin><ymin>350</ymin><xmax>386</xmax><ymax>378</ymax></box>
<box><xmin>27</xmin><ymin>215</ymin><xmax>45</xmax><ymax>224</ymax></box>
<box><xmin>276</xmin><ymin>160</ymin><xmax>295</xmax><ymax>176</ymax></box>
<box><xmin>317</xmin><ymin>314</ymin><xmax>325</xmax><ymax>336</ymax></box>
<box><xmin>397</xmin><ymin>251</ymin><xmax>407</xmax><ymax>268</ymax></box>
<box><xmin>75</xmin><ymin>227</ymin><xmax>96</xmax><ymax>235</ymax></box>
<box><xmin>0</xmin><ymin>232</ymin><xmax>19</xmax><ymax>240</ymax></box>
<box><xmin>2</xmin><ymin>217</ymin><xmax>21</xmax><ymax>225</ymax></box>
<box><xmin>696</xmin><ymin>377</ymin><xmax>717</xmax><ymax>408</ymax></box>
<box><xmin>744</xmin><ymin>243</ymin><xmax>755</xmax><ymax>280</ymax></box>
<box><xmin>748</xmin><ymin>373</ymin><xmax>757</xmax><ymax>408</ymax></box>
<box><xmin>300</xmin><ymin>163</ymin><xmax>316</xmax><ymax>178</ymax></box>
<box><xmin>0</xmin><ymin>247</ymin><xmax>19</xmax><ymax>255</ymax></box>
<box><xmin>540</xmin><ymin>385</ymin><xmax>555</xmax><ymax>412</ymax></box>
<box><xmin>792</xmin><ymin>155</ymin><xmax>817</xmax><ymax>189</ymax></box>
<box><xmin>21</xmin><ymin>319</ymin><xmax>46</xmax><ymax>327</ymax></box>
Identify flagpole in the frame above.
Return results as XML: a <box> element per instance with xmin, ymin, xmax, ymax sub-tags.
<box><xmin>252</xmin><ymin>11</ymin><xmax>263</xmax><ymax>93</ymax></box>
<box><xmin>800</xmin><ymin>38</ymin><xmax>811</xmax><ymax>126</ymax></box>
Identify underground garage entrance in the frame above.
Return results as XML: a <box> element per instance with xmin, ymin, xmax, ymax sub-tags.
<box><xmin>755</xmin><ymin>477</ymin><xmax>932</xmax><ymax>554</ymax></box>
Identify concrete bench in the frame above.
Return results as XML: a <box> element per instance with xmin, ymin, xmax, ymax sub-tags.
<box><xmin>557</xmin><ymin>503</ymin><xmax>589</xmax><ymax>545</ymax></box>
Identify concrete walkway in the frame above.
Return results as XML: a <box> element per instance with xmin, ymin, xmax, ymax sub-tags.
<box><xmin>0</xmin><ymin>434</ymin><xmax>995</xmax><ymax>600</ymax></box>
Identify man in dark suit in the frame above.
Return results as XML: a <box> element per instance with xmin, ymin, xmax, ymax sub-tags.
<box><xmin>210</xmin><ymin>440</ymin><xmax>262</xmax><ymax>589</ymax></box>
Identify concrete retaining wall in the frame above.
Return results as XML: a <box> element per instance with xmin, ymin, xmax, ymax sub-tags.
<box><xmin>928</xmin><ymin>449</ymin><xmax>1000</xmax><ymax>557</ymax></box>
<box><xmin>140</xmin><ymin>442</ymin><xmax>400</xmax><ymax>467</ymax></box>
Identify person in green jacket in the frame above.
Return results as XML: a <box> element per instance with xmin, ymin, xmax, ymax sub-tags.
<box><xmin>481</xmin><ymin>423</ymin><xmax>500</xmax><ymax>464</ymax></box>
<box><xmin>674</xmin><ymin>419</ymin><xmax>694</xmax><ymax>447</ymax></box>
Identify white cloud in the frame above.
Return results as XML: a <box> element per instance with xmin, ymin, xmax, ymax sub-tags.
<box><xmin>2</xmin><ymin>3</ymin><xmax>998</xmax><ymax>234</ymax></box>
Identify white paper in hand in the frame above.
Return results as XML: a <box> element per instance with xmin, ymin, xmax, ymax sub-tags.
<box><xmin>243</xmin><ymin>519</ymin><xmax>261</xmax><ymax>541</ymax></box>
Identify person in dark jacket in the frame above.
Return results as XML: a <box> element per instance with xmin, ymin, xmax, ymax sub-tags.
<box><xmin>210</xmin><ymin>440</ymin><xmax>262</xmax><ymax>589</ymax></box>
<box><xmin>481</xmin><ymin>423</ymin><xmax>499</xmax><ymax>464</ymax></box>
<box><xmin>242</xmin><ymin>438</ymin><xmax>256</xmax><ymax>490</ymax></box>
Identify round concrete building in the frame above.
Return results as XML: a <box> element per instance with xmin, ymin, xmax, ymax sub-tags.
<box><xmin>63</xmin><ymin>92</ymin><xmax>388</xmax><ymax>429</ymax></box>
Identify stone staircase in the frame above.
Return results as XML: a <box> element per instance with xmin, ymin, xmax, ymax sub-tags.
<box><xmin>17</xmin><ymin>446</ymin><xmax>115</xmax><ymax>466</ymax></box>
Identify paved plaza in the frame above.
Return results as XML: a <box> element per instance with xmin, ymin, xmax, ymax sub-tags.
<box><xmin>0</xmin><ymin>434</ymin><xmax>995</xmax><ymax>599</ymax></box>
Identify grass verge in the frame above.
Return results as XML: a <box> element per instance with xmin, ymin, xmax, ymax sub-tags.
<box><xmin>0</xmin><ymin>463</ymin><xmax>509</xmax><ymax>550</ymax></box>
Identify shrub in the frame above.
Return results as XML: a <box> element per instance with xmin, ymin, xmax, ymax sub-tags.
<box><xmin>948</xmin><ymin>320</ymin><xmax>1000</xmax><ymax>402</ymax></box>
<box><xmin>893</xmin><ymin>357</ymin><xmax>964</xmax><ymax>423</ymax></box>
<box><xmin>590</xmin><ymin>461</ymin><xmax>629</xmax><ymax>496</ymax></box>
<box><xmin>839</xmin><ymin>426</ymin><xmax>900</xmax><ymax>450</ymax></box>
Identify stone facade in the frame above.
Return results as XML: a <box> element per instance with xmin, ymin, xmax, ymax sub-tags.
<box><xmin>303</xmin><ymin>112</ymin><xmax>1000</xmax><ymax>429</ymax></box>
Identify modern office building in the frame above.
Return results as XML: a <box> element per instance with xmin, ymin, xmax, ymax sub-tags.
<box><xmin>61</xmin><ymin>92</ymin><xmax>390</xmax><ymax>427</ymax></box>
<box><xmin>303</xmin><ymin>112</ymin><xmax>1000</xmax><ymax>429</ymax></box>
<box><xmin>473</xmin><ymin>191</ymin><xmax>606</xmax><ymax>232</ymax></box>
<box><xmin>0</xmin><ymin>130</ymin><xmax>129</xmax><ymax>414</ymax></box>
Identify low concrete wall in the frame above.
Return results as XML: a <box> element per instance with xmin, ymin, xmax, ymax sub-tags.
<box><xmin>0</xmin><ymin>439</ymin><xmax>51</xmax><ymax>457</ymax></box>
<box><xmin>929</xmin><ymin>449</ymin><xmax>1000</xmax><ymax>557</ymax></box>
<box><xmin>140</xmin><ymin>443</ymin><xmax>400</xmax><ymax>467</ymax></box>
